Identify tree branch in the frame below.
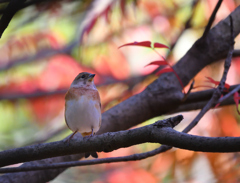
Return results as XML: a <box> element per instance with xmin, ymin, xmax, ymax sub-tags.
<box><xmin>0</xmin><ymin>115</ymin><xmax>183</xmax><ymax>168</ymax></box>
<box><xmin>2</xmin><ymin>115</ymin><xmax>240</xmax><ymax>173</ymax></box>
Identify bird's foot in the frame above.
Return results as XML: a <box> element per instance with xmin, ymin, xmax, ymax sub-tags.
<box><xmin>83</xmin><ymin>135</ymin><xmax>92</xmax><ymax>140</ymax></box>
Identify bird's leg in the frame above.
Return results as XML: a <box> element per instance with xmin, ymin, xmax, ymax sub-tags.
<box><xmin>90</xmin><ymin>128</ymin><xmax>95</xmax><ymax>137</ymax></box>
<box><xmin>65</xmin><ymin>130</ymin><xmax>78</xmax><ymax>143</ymax></box>
<box><xmin>85</xmin><ymin>128</ymin><xmax>98</xmax><ymax>158</ymax></box>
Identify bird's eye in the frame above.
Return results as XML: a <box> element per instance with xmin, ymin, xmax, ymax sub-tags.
<box><xmin>81</xmin><ymin>75</ymin><xmax>86</xmax><ymax>79</ymax></box>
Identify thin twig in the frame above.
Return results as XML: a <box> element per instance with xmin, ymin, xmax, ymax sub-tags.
<box><xmin>0</xmin><ymin>146</ymin><xmax>172</xmax><ymax>173</ymax></box>
<box><xmin>171</xmin><ymin>97</ymin><xmax>235</xmax><ymax>114</ymax></box>
<box><xmin>202</xmin><ymin>0</ymin><xmax>223</xmax><ymax>39</ymax></box>
<box><xmin>182</xmin><ymin>84</ymin><xmax>240</xmax><ymax>104</ymax></box>
<box><xmin>233</xmin><ymin>49</ymin><xmax>240</xmax><ymax>57</ymax></box>
<box><xmin>148</xmin><ymin>14</ymin><xmax>236</xmax><ymax>167</ymax></box>
<box><xmin>218</xmin><ymin>85</ymin><xmax>240</xmax><ymax>104</ymax></box>
<box><xmin>182</xmin><ymin>80</ymin><xmax>195</xmax><ymax>102</ymax></box>
<box><xmin>144</xmin><ymin>18</ymin><xmax>235</xmax><ymax>162</ymax></box>
<box><xmin>183</xmin><ymin>15</ymin><xmax>234</xmax><ymax>133</ymax></box>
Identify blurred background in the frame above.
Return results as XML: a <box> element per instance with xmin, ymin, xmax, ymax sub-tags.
<box><xmin>1</xmin><ymin>0</ymin><xmax>240</xmax><ymax>182</ymax></box>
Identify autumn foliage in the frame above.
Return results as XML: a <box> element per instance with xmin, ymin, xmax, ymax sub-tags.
<box><xmin>0</xmin><ymin>0</ymin><xmax>240</xmax><ymax>182</ymax></box>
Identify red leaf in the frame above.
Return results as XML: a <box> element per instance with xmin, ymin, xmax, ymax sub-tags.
<box><xmin>154</xmin><ymin>43</ymin><xmax>169</xmax><ymax>49</ymax></box>
<box><xmin>205</xmin><ymin>76</ymin><xmax>230</xmax><ymax>91</ymax></box>
<box><xmin>215</xmin><ymin>103</ymin><xmax>220</xmax><ymax>108</ymax></box>
<box><xmin>205</xmin><ymin>77</ymin><xmax>220</xmax><ymax>86</ymax></box>
<box><xmin>86</xmin><ymin>16</ymin><xmax>98</xmax><ymax>34</ymax></box>
<box><xmin>234</xmin><ymin>92</ymin><xmax>240</xmax><ymax>114</ymax></box>
<box><xmin>144</xmin><ymin>60</ymin><xmax>168</xmax><ymax>67</ymax></box>
<box><xmin>119</xmin><ymin>41</ymin><xmax>169</xmax><ymax>49</ymax></box>
<box><xmin>119</xmin><ymin>41</ymin><xmax>151</xmax><ymax>48</ymax></box>
<box><xmin>102</xmin><ymin>5</ymin><xmax>111</xmax><ymax>23</ymax></box>
<box><xmin>224</xmin><ymin>83</ymin><xmax>230</xmax><ymax>90</ymax></box>
<box><xmin>156</xmin><ymin>68</ymin><xmax>174</xmax><ymax>75</ymax></box>
<box><xmin>214</xmin><ymin>94</ymin><xmax>223</xmax><ymax>108</ymax></box>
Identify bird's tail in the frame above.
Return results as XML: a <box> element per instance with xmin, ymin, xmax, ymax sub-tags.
<box><xmin>82</xmin><ymin>132</ymin><xmax>98</xmax><ymax>159</ymax></box>
<box><xmin>85</xmin><ymin>152</ymin><xmax>98</xmax><ymax>158</ymax></box>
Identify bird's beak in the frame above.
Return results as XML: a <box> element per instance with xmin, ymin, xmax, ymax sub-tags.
<box><xmin>88</xmin><ymin>74</ymin><xmax>95</xmax><ymax>82</ymax></box>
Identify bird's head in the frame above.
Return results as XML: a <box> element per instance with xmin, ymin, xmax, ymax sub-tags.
<box><xmin>71</xmin><ymin>72</ymin><xmax>96</xmax><ymax>89</ymax></box>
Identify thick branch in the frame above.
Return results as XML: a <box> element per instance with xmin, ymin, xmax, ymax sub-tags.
<box><xmin>0</xmin><ymin>115</ymin><xmax>182</xmax><ymax>167</ymax></box>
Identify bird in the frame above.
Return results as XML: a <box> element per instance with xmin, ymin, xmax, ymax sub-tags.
<box><xmin>64</xmin><ymin>72</ymin><xmax>101</xmax><ymax>158</ymax></box>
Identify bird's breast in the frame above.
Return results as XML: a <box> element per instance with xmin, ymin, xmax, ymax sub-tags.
<box><xmin>65</xmin><ymin>95</ymin><xmax>99</xmax><ymax>119</ymax></box>
<box><xmin>65</xmin><ymin>94</ymin><xmax>101</xmax><ymax>133</ymax></box>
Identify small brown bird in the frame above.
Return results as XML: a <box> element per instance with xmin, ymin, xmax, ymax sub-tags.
<box><xmin>65</xmin><ymin>72</ymin><xmax>101</xmax><ymax>158</ymax></box>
